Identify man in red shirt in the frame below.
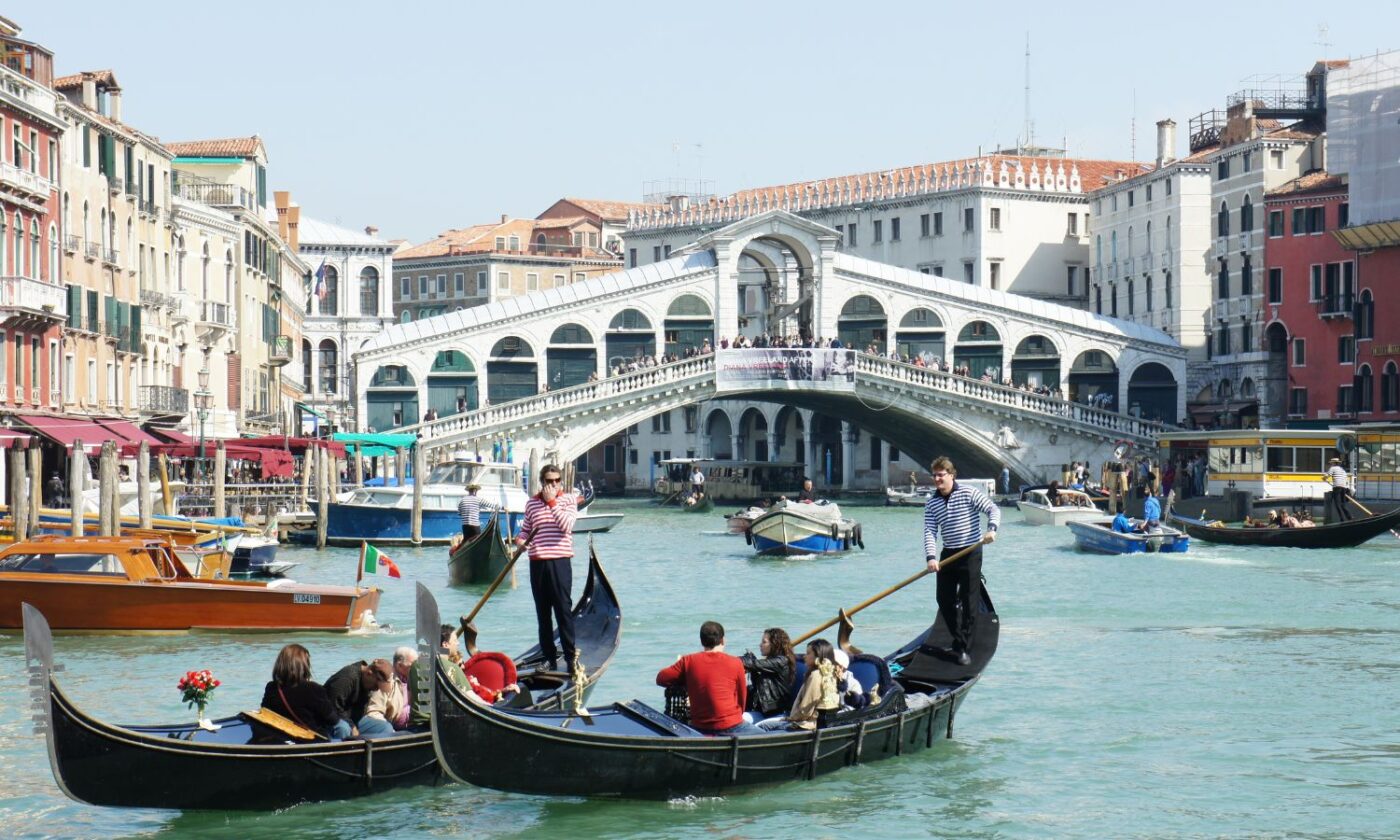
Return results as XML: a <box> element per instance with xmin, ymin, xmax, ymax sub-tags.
<box><xmin>656</xmin><ymin>621</ymin><xmax>764</xmax><ymax>736</ymax></box>
<box><xmin>516</xmin><ymin>464</ymin><xmax>578</xmax><ymax>671</ymax></box>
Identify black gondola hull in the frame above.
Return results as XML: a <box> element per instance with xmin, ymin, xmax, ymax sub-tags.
<box><xmin>1168</xmin><ymin>507</ymin><xmax>1400</xmax><ymax>548</ymax></box>
<box><xmin>432</xmin><ymin>587</ymin><xmax>997</xmax><ymax>798</ymax></box>
<box><xmin>447</xmin><ymin>512</ymin><xmax>511</xmax><ymax>586</ymax></box>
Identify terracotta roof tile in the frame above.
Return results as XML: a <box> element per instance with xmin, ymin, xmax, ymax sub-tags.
<box><xmin>557</xmin><ymin>197</ymin><xmax>663</xmax><ymax>222</ymax></box>
<box><xmin>1265</xmin><ymin>171</ymin><xmax>1346</xmax><ymax>198</ymax></box>
<box><xmin>53</xmin><ymin>69</ymin><xmax>118</xmax><ymax>90</ymax></box>
<box><xmin>397</xmin><ymin>217</ymin><xmax>622</xmax><ymax>262</ymax></box>
<box><xmin>533</xmin><ymin>215</ymin><xmax>591</xmax><ymax>229</ymax></box>
<box><xmin>166</xmin><ymin>137</ymin><xmax>263</xmax><ymax>158</ymax></box>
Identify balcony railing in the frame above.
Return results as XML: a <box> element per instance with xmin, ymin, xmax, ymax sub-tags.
<box><xmin>64</xmin><ymin>234</ymin><xmax>80</xmax><ymax>253</ymax></box>
<box><xmin>1317</xmin><ymin>294</ymin><xmax>1354</xmax><ymax>319</ymax></box>
<box><xmin>84</xmin><ymin>242</ymin><xmax>99</xmax><ymax>260</ymax></box>
<box><xmin>0</xmin><ymin>275</ymin><xmax>67</xmax><ymax>320</ymax></box>
<box><xmin>0</xmin><ymin>161</ymin><xmax>54</xmax><ymax>201</ymax></box>
<box><xmin>139</xmin><ymin>384</ymin><xmax>189</xmax><ymax>414</ymax></box>
<box><xmin>270</xmin><ymin>335</ymin><xmax>293</xmax><ymax>366</ymax></box>
<box><xmin>200</xmin><ymin>300</ymin><xmax>234</xmax><ymax>328</ymax></box>
<box><xmin>140</xmin><ymin>288</ymin><xmax>176</xmax><ymax>309</ymax></box>
<box><xmin>175</xmin><ymin>180</ymin><xmax>256</xmax><ymax>210</ymax></box>
<box><xmin>102</xmin><ymin>248</ymin><xmax>119</xmax><ymax>265</ymax></box>
<box><xmin>108</xmin><ymin>176</ymin><xmax>123</xmax><ymax>195</ymax></box>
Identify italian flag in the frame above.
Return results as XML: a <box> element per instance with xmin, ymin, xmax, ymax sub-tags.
<box><xmin>362</xmin><ymin>543</ymin><xmax>402</xmax><ymax>579</ymax></box>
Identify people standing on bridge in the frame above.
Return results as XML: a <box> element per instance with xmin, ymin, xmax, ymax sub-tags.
<box><xmin>516</xmin><ymin>464</ymin><xmax>579</xmax><ymax>672</ymax></box>
<box><xmin>923</xmin><ymin>456</ymin><xmax>1000</xmax><ymax>666</ymax></box>
<box><xmin>458</xmin><ymin>483</ymin><xmax>482</xmax><ymax>541</ymax></box>
<box><xmin>1326</xmin><ymin>457</ymin><xmax>1354</xmax><ymax>522</ymax></box>
<box><xmin>690</xmin><ymin>464</ymin><xmax>706</xmax><ymax>500</ymax></box>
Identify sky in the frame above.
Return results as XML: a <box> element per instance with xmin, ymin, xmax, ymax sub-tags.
<box><xmin>21</xmin><ymin>1</ymin><xmax>1396</xmax><ymax>244</ymax></box>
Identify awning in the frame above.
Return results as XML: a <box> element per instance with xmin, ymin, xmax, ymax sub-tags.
<box><xmin>148</xmin><ymin>427</ymin><xmax>195</xmax><ymax>445</ymax></box>
<box><xmin>14</xmin><ymin>414</ymin><xmax>105</xmax><ymax>452</ymax></box>
<box><xmin>118</xmin><ymin>441</ymin><xmax>295</xmax><ymax>479</ymax></box>
<box><xmin>96</xmin><ymin>418</ymin><xmax>166</xmax><ymax>446</ymax></box>
<box><xmin>333</xmin><ymin>432</ymin><xmax>417</xmax><ymax>458</ymax></box>
<box><xmin>0</xmin><ymin>427</ymin><xmax>34</xmax><ymax>447</ymax></box>
<box><xmin>238</xmin><ymin>434</ymin><xmax>347</xmax><ymax>457</ymax></box>
<box><xmin>298</xmin><ymin>403</ymin><xmax>328</xmax><ymax>421</ymax></box>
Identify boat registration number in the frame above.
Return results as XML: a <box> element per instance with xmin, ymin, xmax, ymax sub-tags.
<box><xmin>292</xmin><ymin>593</ymin><xmax>321</xmax><ymax>605</ymax></box>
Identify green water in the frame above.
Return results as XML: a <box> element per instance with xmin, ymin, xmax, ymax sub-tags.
<box><xmin>2</xmin><ymin>500</ymin><xmax>1398</xmax><ymax>839</ymax></box>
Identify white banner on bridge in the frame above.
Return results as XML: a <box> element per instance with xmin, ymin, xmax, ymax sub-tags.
<box><xmin>714</xmin><ymin>348</ymin><xmax>857</xmax><ymax>392</ymax></box>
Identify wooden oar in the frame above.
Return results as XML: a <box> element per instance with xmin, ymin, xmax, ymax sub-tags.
<box><xmin>1346</xmin><ymin>495</ymin><xmax>1400</xmax><ymax>541</ymax></box>
<box><xmin>793</xmin><ymin>538</ymin><xmax>987</xmax><ymax>645</ymax></box>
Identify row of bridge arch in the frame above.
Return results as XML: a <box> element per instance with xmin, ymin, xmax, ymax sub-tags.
<box><xmin>360</xmin><ymin>291</ymin><xmax>1181</xmax><ymax>432</ymax></box>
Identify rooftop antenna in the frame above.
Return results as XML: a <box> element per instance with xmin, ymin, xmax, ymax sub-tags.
<box><xmin>1130</xmin><ymin>88</ymin><xmax>1137</xmax><ymax>161</ymax></box>
<box><xmin>1022</xmin><ymin>32</ymin><xmax>1033</xmax><ymax>152</ymax></box>
<box><xmin>1315</xmin><ymin>22</ymin><xmax>1331</xmax><ymax>58</ymax></box>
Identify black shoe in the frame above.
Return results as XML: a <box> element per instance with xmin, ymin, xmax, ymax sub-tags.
<box><xmin>956</xmin><ymin>651</ymin><xmax>972</xmax><ymax>666</ymax></box>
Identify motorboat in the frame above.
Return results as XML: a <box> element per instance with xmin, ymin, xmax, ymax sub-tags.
<box><xmin>1016</xmin><ymin>488</ymin><xmax>1108</xmax><ymax>526</ymax></box>
<box><xmin>0</xmin><ymin>535</ymin><xmax>379</xmax><ymax>632</ymax></box>
<box><xmin>747</xmin><ymin>500</ymin><xmax>863</xmax><ymax>556</ymax></box>
<box><xmin>573</xmin><ymin>511</ymin><xmax>624</xmax><ymax>533</ymax></box>
<box><xmin>1066</xmin><ymin>519</ymin><xmax>1189</xmax><ymax>554</ymax></box>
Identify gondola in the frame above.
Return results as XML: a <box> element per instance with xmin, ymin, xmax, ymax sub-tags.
<box><xmin>576</xmin><ymin>482</ymin><xmax>597</xmax><ymax>511</ymax></box>
<box><xmin>21</xmin><ymin>544</ymin><xmax>621</xmax><ymax>810</ymax></box>
<box><xmin>430</xmin><ymin>585</ymin><xmax>998</xmax><ymax>798</ymax></box>
<box><xmin>1167</xmin><ymin>505</ymin><xmax>1400</xmax><ymax>549</ymax></box>
<box><xmin>446</xmin><ymin>511</ymin><xmax>512</xmax><ymax>585</ymax></box>
<box><xmin>680</xmin><ymin>494</ymin><xmax>714</xmax><ymax>513</ymax></box>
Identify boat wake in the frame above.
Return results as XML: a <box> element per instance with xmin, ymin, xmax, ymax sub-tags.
<box><xmin>667</xmin><ymin>795</ymin><xmax>727</xmax><ymax>808</ymax></box>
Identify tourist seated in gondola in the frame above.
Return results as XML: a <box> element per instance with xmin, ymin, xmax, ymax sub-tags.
<box><xmin>738</xmin><ymin>627</ymin><xmax>796</xmax><ymax>724</ymax></box>
<box><xmin>782</xmin><ymin>639</ymin><xmax>842</xmax><ymax>730</ymax></box>
<box><xmin>656</xmin><ymin>620</ymin><xmax>763</xmax><ymax>736</ymax></box>
<box><xmin>325</xmin><ymin>659</ymin><xmax>386</xmax><ymax>737</ymax></box>
<box><xmin>355</xmin><ymin>658</ymin><xmax>406</xmax><ymax>737</ymax></box>
<box><xmin>833</xmin><ymin>648</ymin><xmax>866</xmax><ymax>711</ymax></box>
<box><xmin>461</xmin><ymin>651</ymin><xmax>521</xmax><ymax>705</ymax></box>
<box><xmin>408</xmin><ymin>625</ymin><xmax>460</xmax><ymax>728</ymax></box>
<box><xmin>260</xmin><ymin>643</ymin><xmax>347</xmax><ymax>741</ymax></box>
<box><xmin>1279</xmin><ymin>511</ymin><xmax>1301</xmax><ymax>528</ymax></box>
<box><xmin>1296</xmin><ymin>511</ymin><xmax>1317</xmax><ymax>528</ymax></box>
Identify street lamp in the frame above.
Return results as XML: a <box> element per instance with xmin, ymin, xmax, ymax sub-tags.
<box><xmin>195</xmin><ymin>367</ymin><xmax>212</xmax><ymax>479</ymax></box>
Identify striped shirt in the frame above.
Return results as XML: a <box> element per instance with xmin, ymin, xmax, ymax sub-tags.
<box><xmin>517</xmin><ymin>493</ymin><xmax>578</xmax><ymax>560</ymax></box>
<box><xmin>923</xmin><ymin>481</ymin><xmax>1000</xmax><ymax>556</ymax></box>
<box><xmin>457</xmin><ymin>494</ymin><xmax>481</xmax><ymax>526</ymax></box>
<box><xmin>1327</xmin><ymin>465</ymin><xmax>1351</xmax><ymax>489</ymax></box>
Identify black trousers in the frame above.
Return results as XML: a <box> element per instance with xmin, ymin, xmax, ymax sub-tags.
<box><xmin>1328</xmin><ymin>488</ymin><xmax>1353</xmax><ymax>522</ymax></box>
<box><xmin>461</xmin><ymin>524</ymin><xmax>482</xmax><ymax>540</ymax></box>
<box><xmin>937</xmin><ymin>544</ymin><xmax>982</xmax><ymax>653</ymax></box>
<box><xmin>529</xmin><ymin>557</ymin><xmax>575</xmax><ymax>666</ymax></box>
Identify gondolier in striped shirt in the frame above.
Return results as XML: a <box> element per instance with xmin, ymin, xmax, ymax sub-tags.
<box><xmin>923</xmin><ymin>456</ymin><xmax>1000</xmax><ymax>666</ymax></box>
<box><xmin>516</xmin><ymin>464</ymin><xmax>579</xmax><ymax>671</ymax></box>
<box><xmin>458</xmin><ymin>483</ymin><xmax>483</xmax><ymax>540</ymax></box>
<box><xmin>1326</xmin><ymin>457</ymin><xmax>1354</xmax><ymax>522</ymax></box>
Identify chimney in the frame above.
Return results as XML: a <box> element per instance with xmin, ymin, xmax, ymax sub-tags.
<box><xmin>286</xmin><ymin>205</ymin><xmax>300</xmax><ymax>251</ymax></box>
<box><xmin>1155</xmin><ymin>119</ymin><xmax>1176</xmax><ymax>168</ymax></box>
<box><xmin>81</xmin><ymin>74</ymin><xmax>97</xmax><ymax>110</ymax></box>
<box><xmin>500</xmin><ymin>213</ymin><xmax>509</xmax><ymax>224</ymax></box>
<box><xmin>668</xmin><ymin>194</ymin><xmax>690</xmax><ymax>213</ymax></box>
<box><xmin>108</xmin><ymin>88</ymin><xmax>122</xmax><ymax>122</ymax></box>
<box><xmin>273</xmin><ymin>191</ymin><xmax>291</xmax><ymax>241</ymax></box>
<box><xmin>364</xmin><ymin>225</ymin><xmax>379</xmax><ymax>237</ymax></box>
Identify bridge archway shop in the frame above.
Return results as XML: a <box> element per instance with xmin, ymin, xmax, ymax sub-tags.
<box><xmin>487</xmin><ymin>337</ymin><xmax>537</xmax><ymax>404</ymax></box>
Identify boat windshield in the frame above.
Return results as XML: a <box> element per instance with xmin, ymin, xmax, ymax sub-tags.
<box><xmin>0</xmin><ymin>552</ymin><xmax>125</xmax><ymax>576</ymax></box>
<box><xmin>426</xmin><ymin>462</ymin><xmax>520</xmax><ymax>487</ymax></box>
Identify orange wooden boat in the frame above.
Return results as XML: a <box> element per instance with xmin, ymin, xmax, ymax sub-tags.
<box><xmin>0</xmin><ymin>535</ymin><xmax>380</xmax><ymax>633</ymax></box>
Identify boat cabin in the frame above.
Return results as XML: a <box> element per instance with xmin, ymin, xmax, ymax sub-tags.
<box><xmin>1157</xmin><ymin>429</ymin><xmax>1350</xmax><ymax>500</ymax></box>
<box><xmin>1024</xmin><ymin>488</ymin><xmax>1096</xmax><ymax>509</ymax></box>
<box><xmin>1348</xmin><ymin>424</ymin><xmax>1400</xmax><ymax>501</ymax></box>
<box><xmin>0</xmin><ymin>536</ymin><xmax>195</xmax><ymax>582</ymax></box>
<box><xmin>655</xmin><ymin>459</ymin><xmax>806</xmax><ymax>502</ymax></box>
<box><xmin>425</xmin><ymin>459</ymin><xmax>522</xmax><ymax>490</ymax></box>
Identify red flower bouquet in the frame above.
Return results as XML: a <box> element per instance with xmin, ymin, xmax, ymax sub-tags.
<box><xmin>177</xmin><ymin>669</ymin><xmax>222</xmax><ymax>729</ymax></box>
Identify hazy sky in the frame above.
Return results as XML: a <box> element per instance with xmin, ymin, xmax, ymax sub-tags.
<box><xmin>23</xmin><ymin>1</ymin><xmax>1395</xmax><ymax>243</ymax></box>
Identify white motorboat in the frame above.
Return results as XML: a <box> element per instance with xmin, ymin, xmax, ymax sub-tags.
<box><xmin>1017</xmin><ymin>487</ymin><xmax>1106</xmax><ymax>526</ymax></box>
<box><xmin>573</xmin><ymin>511</ymin><xmax>624</xmax><ymax>533</ymax></box>
<box><xmin>748</xmin><ymin>500</ymin><xmax>863</xmax><ymax>556</ymax></box>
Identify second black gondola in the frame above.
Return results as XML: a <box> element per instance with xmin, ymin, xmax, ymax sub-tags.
<box><xmin>447</xmin><ymin>511</ymin><xmax>512</xmax><ymax>585</ymax></box>
<box><xmin>1168</xmin><ymin>505</ymin><xmax>1400</xmax><ymax>548</ymax></box>
<box><xmin>21</xmin><ymin>545</ymin><xmax>621</xmax><ymax>810</ymax></box>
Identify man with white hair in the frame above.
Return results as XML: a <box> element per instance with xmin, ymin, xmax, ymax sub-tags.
<box><xmin>359</xmin><ymin>647</ymin><xmax>418</xmax><ymax>737</ymax></box>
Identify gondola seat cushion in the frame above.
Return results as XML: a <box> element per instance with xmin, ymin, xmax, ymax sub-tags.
<box><xmin>786</xmin><ymin>660</ymin><xmax>808</xmax><ymax>709</ymax></box>
<box><xmin>848</xmin><ymin>653</ymin><xmax>893</xmax><ymax>700</ymax></box>
<box><xmin>463</xmin><ymin>652</ymin><xmax>517</xmax><ymax>703</ymax></box>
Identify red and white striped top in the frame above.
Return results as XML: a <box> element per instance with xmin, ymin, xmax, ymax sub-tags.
<box><xmin>517</xmin><ymin>493</ymin><xmax>578</xmax><ymax>560</ymax></box>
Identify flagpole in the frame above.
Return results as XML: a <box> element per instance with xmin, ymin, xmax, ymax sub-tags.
<box><xmin>357</xmin><ymin>540</ymin><xmax>365</xmax><ymax>586</ymax></box>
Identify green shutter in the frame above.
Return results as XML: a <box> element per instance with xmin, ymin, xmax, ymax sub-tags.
<box><xmin>66</xmin><ymin>284</ymin><xmax>80</xmax><ymax>328</ymax></box>
<box><xmin>130</xmin><ymin>306</ymin><xmax>142</xmax><ymax>354</ymax></box>
<box><xmin>103</xmin><ymin>135</ymin><xmax>116</xmax><ymax>179</ymax></box>
<box><xmin>82</xmin><ymin>127</ymin><xmax>90</xmax><ymax>167</ymax></box>
<box><xmin>104</xmin><ymin>295</ymin><xmax>116</xmax><ymax>337</ymax></box>
<box><xmin>86</xmin><ymin>290</ymin><xmax>98</xmax><ymax>332</ymax></box>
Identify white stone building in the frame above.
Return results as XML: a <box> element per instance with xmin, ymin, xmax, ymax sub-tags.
<box><xmin>1088</xmin><ymin>120</ymin><xmax>1215</xmax><ymax>414</ymax></box>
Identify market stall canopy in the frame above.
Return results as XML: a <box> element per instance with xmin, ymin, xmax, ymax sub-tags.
<box><xmin>15</xmin><ymin>414</ymin><xmax>171</xmax><ymax>452</ymax></box>
<box><xmin>149</xmin><ymin>428</ymin><xmax>195</xmax><ymax>445</ymax></box>
<box><xmin>117</xmin><ymin>442</ymin><xmax>295</xmax><ymax>479</ymax></box>
<box><xmin>238</xmin><ymin>435</ymin><xmax>348</xmax><ymax>458</ymax></box>
<box><xmin>332</xmin><ymin>432</ymin><xmax>417</xmax><ymax>458</ymax></box>
<box><xmin>0</xmin><ymin>427</ymin><xmax>35</xmax><ymax>447</ymax></box>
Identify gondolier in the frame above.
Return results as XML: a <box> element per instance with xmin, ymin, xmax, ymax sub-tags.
<box><xmin>516</xmin><ymin>464</ymin><xmax>579</xmax><ymax>671</ymax></box>
<box><xmin>1326</xmin><ymin>458</ymin><xmax>1353</xmax><ymax>522</ymax></box>
<box><xmin>690</xmin><ymin>464</ymin><xmax>706</xmax><ymax>499</ymax></box>
<box><xmin>458</xmin><ymin>483</ymin><xmax>483</xmax><ymax>540</ymax></box>
<box><xmin>923</xmin><ymin>456</ymin><xmax>999</xmax><ymax>666</ymax></box>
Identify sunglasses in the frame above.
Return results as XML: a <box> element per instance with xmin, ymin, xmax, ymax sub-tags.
<box><xmin>543</xmin><ymin>477</ymin><xmax>563</xmax><ymax>484</ymax></box>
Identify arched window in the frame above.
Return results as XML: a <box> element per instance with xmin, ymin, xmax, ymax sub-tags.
<box><xmin>318</xmin><ymin>339</ymin><xmax>338</xmax><ymax>394</ymax></box>
<box><xmin>1218</xmin><ymin>201</ymin><xmax>1229</xmax><ymax>237</ymax></box>
<box><xmin>98</xmin><ymin>207</ymin><xmax>106</xmax><ymax>250</ymax></box>
<box><xmin>175</xmin><ymin>235</ymin><xmax>185</xmax><ymax>291</ymax></box>
<box><xmin>359</xmin><ymin>266</ymin><xmax>379</xmax><ymax>316</ymax></box>
<box><xmin>15</xmin><ymin>212</ymin><xmax>25</xmax><ymax>273</ymax></box>
<box><xmin>1358</xmin><ymin>290</ymin><xmax>1375</xmax><ymax>340</ymax></box>
<box><xmin>125</xmin><ymin>217</ymin><xmax>133</xmax><ymax>271</ymax></box>
<box><xmin>82</xmin><ymin>201</ymin><xmax>90</xmax><ymax>245</ymax></box>
<box><xmin>1166</xmin><ymin>215</ymin><xmax>1173</xmax><ymax>250</ymax></box>
<box><xmin>29</xmin><ymin>219</ymin><xmax>39</xmax><ymax>279</ymax></box>
<box><xmin>48</xmin><ymin>224</ymin><xmax>58</xmax><ymax>283</ymax></box>
<box><xmin>400</xmin><ymin>310</ymin><xmax>411</xmax><ymax>323</ymax></box>
<box><xmin>1357</xmin><ymin>364</ymin><xmax>1374</xmax><ymax>414</ymax></box>
<box><xmin>1110</xmin><ymin>231</ymin><xmax>1117</xmax><ymax>262</ymax></box>
<box><xmin>201</xmin><ymin>242</ymin><xmax>210</xmax><ymax>299</ymax></box>
<box><xmin>1383</xmin><ymin>361</ymin><xmax>1399</xmax><ymax>412</ymax></box>
<box><xmin>1127</xmin><ymin>226</ymin><xmax>1134</xmax><ymax>257</ymax></box>
<box><xmin>301</xmin><ymin>339</ymin><xmax>312</xmax><ymax>392</ymax></box>
<box><xmin>1095</xmin><ymin>234</ymin><xmax>1102</xmax><ymax>266</ymax></box>
<box><xmin>62</xmin><ymin>193</ymin><xmax>70</xmax><ymax>244</ymax></box>
<box><xmin>1146</xmin><ymin>220</ymin><xmax>1152</xmax><ymax>253</ymax></box>
<box><xmin>320</xmin><ymin>265</ymin><xmax>339</xmax><ymax>316</ymax></box>
<box><xmin>1241</xmin><ymin>196</ymin><xmax>1254</xmax><ymax>232</ymax></box>
<box><xmin>225</xmin><ymin>250</ymin><xmax>234</xmax><ymax>303</ymax></box>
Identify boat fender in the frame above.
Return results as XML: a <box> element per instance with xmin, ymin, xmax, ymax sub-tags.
<box><xmin>831</xmin><ymin>523</ymin><xmax>840</xmax><ymax>540</ymax></box>
<box><xmin>744</xmin><ymin>528</ymin><xmax>752</xmax><ymax>546</ymax></box>
<box><xmin>854</xmin><ymin>523</ymin><xmax>864</xmax><ymax>549</ymax></box>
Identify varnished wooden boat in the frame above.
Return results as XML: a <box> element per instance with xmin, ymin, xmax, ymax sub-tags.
<box><xmin>21</xmin><ymin>544</ymin><xmax>621</xmax><ymax>810</ymax></box>
<box><xmin>0</xmin><ymin>535</ymin><xmax>379</xmax><ymax>633</ymax></box>
<box><xmin>446</xmin><ymin>511</ymin><xmax>512</xmax><ymax>585</ymax></box>
<box><xmin>1167</xmin><ymin>506</ymin><xmax>1400</xmax><ymax>549</ymax></box>
<box><xmin>431</xmin><ymin>585</ymin><xmax>997</xmax><ymax>798</ymax></box>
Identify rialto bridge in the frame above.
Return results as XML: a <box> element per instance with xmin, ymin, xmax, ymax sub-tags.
<box><xmin>354</xmin><ymin>212</ymin><xmax>1186</xmax><ymax>480</ymax></box>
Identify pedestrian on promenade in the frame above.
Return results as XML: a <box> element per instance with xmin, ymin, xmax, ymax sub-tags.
<box><xmin>922</xmin><ymin>456</ymin><xmax>1000</xmax><ymax>666</ymax></box>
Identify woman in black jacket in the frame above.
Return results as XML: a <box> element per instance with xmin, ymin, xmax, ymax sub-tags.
<box><xmin>739</xmin><ymin>627</ymin><xmax>796</xmax><ymax>721</ymax></box>
<box><xmin>261</xmin><ymin>643</ymin><xmax>348</xmax><ymax>740</ymax></box>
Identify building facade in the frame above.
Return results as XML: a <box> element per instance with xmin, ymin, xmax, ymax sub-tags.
<box><xmin>1088</xmin><ymin>120</ymin><xmax>1215</xmax><ymax>420</ymax></box>
<box><xmin>392</xmin><ymin>216</ymin><xmax>622</xmax><ymax>329</ymax></box>
<box><xmin>621</xmin><ymin>153</ymin><xmax>1144</xmax><ymax>320</ymax></box>
<box><xmin>0</xmin><ymin>20</ymin><xmax>64</xmax><ymax>418</ymax></box>
<box><xmin>277</xmin><ymin>192</ymin><xmax>395</xmax><ymax>432</ymax></box>
<box><xmin>536</xmin><ymin>197</ymin><xmax>660</xmax><ymax>256</ymax></box>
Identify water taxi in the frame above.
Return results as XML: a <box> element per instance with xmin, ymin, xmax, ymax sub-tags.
<box><xmin>0</xmin><ymin>535</ymin><xmax>379</xmax><ymax>633</ymax></box>
<box><xmin>1156</xmin><ymin>429</ymin><xmax>1349</xmax><ymax>500</ymax></box>
<box><xmin>747</xmin><ymin>500</ymin><xmax>863</xmax><ymax>555</ymax></box>
<box><xmin>1017</xmin><ymin>488</ymin><xmax>1106</xmax><ymax>526</ymax></box>
<box><xmin>654</xmin><ymin>459</ymin><xmax>806</xmax><ymax>504</ymax></box>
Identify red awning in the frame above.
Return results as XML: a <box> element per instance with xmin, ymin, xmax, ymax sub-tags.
<box><xmin>0</xmin><ymin>427</ymin><xmax>34</xmax><ymax>447</ymax></box>
<box><xmin>238</xmin><ymin>435</ymin><xmax>347</xmax><ymax>457</ymax></box>
<box><xmin>148</xmin><ymin>427</ymin><xmax>195</xmax><ymax>445</ymax></box>
<box><xmin>14</xmin><ymin>414</ymin><xmax>106</xmax><ymax>452</ymax></box>
<box><xmin>96</xmin><ymin>418</ymin><xmax>167</xmax><ymax>447</ymax></box>
<box><xmin>118</xmin><ymin>441</ymin><xmax>295</xmax><ymax>479</ymax></box>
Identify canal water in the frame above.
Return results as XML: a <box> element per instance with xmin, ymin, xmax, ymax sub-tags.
<box><xmin>1</xmin><ymin>500</ymin><xmax>1397</xmax><ymax>838</ymax></box>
